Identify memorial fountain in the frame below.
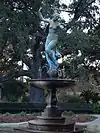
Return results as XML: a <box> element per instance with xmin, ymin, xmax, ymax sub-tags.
<box><xmin>14</xmin><ymin>48</ymin><xmax>84</xmax><ymax>133</ymax></box>
<box><xmin>14</xmin><ymin>9</ymin><xmax>84</xmax><ymax>133</ymax></box>
<box><xmin>14</xmin><ymin>78</ymin><xmax>84</xmax><ymax>133</ymax></box>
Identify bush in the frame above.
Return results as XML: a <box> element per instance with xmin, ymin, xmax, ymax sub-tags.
<box><xmin>91</xmin><ymin>93</ymin><xmax>100</xmax><ymax>103</ymax></box>
<box><xmin>62</xmin><ymin>111</ymin><xmax>74</xmax><ymax>116</ymax></box>
<box><xmin>2</xmin><ymin>79</ymin><xmax>26</xmax><ymax>102</ymax></box>
<box><xmin>21</xmin><ymin>93</ymin><xmax>29</xmax><ymax>103</ymax></box>
<box><xmin>80</xmin><ymin>89</ymin><xmax>99</xmax><ymax>103</ymax></box>
<box><xmin>67</xmin><ymin>95</ymin><xmax>85</xmax><ymax>103</ymax></box>
<box><xmin>58</xmin><ymin>95</ymin><xmax>85</xmax><ymax>103</ymax></box>
<box><xmin>93</xmin><ymin>103</ymin><xmax>100</xmax><ymax>114</ymax></box>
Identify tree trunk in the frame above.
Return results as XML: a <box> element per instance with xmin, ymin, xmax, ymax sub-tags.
<box><xmin>29</xmin><ymin>57</ymin><xmax>45</xmax><ymax>104</ymax></box>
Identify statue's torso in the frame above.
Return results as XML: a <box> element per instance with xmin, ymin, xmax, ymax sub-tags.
<box><xmin>48</xmin><ymin>20</ymin><xmax>59</xmax><ymax>35</ymax></box>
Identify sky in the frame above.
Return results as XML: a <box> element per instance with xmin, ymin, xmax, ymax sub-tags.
<box><xmin>60</xmin><ymin>0</ymin><xmax>100</xmax><ymax>22</ymax></box>
<box><xmin>60</xmin><ymin>0</ymin><xmax>72</xmax><ymax>22</ymax></box>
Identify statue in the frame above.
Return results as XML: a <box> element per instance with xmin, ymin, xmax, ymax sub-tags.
<box><xmin>39</xmin><ymin>9</ymin><xmax>62</xmax><ymax>77</ymax></box>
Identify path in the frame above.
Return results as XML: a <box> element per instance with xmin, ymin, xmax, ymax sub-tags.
<box><xmin>76</xmin><ymin>115</ymin><xmax>100</xmax><ymax>133</ymax></box>
<box><xmin>0</xmin><ymin>115</ymin><xmax>100</xmax><ymax>133</ymax></box>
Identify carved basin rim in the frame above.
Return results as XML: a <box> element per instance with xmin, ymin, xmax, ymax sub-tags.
<box><xmin>29</xmin><ymin>79</ymin><xmax>75</xmax><ymax>89</ymax></box>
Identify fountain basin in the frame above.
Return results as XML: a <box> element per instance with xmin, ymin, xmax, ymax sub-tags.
<box><xmin>30</xmin><ymin>79</ymin><xmax>75</xmax><ymax>89</ymax></box>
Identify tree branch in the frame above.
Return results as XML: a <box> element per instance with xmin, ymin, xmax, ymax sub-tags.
<box><xmin>65</xmin><ymin>0</ymin><xmax>96</xmax><ymax>31</ymax></box>
<box><xmin>0</xmin><ymin>70</ymin><xmax>32</xmax><ymax>83</ymax></box>
<box><xmin>22</xmin><ymin>55</ymin><xmax>32</xmax><ymax>69</ymax></box>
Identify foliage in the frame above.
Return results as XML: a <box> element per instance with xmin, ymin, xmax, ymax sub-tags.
<box><xmin>62</xmin><ymin>111</ymin><xmax>74</xmax><ymax>116</ymax></box>
<box><xmin>67</xmin><ymin>95</ymin><xmax>85</xmax><ymax>103</ymax></box>
<box><xmin>58</xmin><ymin>93</ymin><xmax>85</xmax><ymax>103</ymax></box>
<box><xmin>91</xmin><ymin>93</ymin><xmax>100</xmax><ymax>103</ymax></box>
<box><xmin>80</xmin><ymin>89</ymin><xmax>99</xmax><ymax>103</ymax></box>
<box><xmin>19</xmin><ymin>111</ymin><xmax>27</xmax><ymax>116</ymax></box>
<box><xmin>2</xmin><ymin>79</ymin><xmax>26</xmax><ymax>102</ymax></box>
<box><xmin>93</xmin><ymin>103</ymin><xmax>100</xmax><ymax>114</ymax></box>
<box><xmin>0</xmin><ymin>0</ymin><xmax>43</xmax><ymax>80</ymax></box>
<box><xmin>0</xmin><ymin>0</ymin><xmax>100</xmax><ymax>101</ymax></box>
<box><xmin>59</xmin><ymin>28</ymin><xmax>100</xmax><ymax>82</ymax></box>
<box><xmin>21</xmin><ymin>93</ymin><xmax>29</xmax><ymax>103</ymax></box>
<box><xmin>80</xmin><ymin>89</ymin><xmax>93</xmax><ymax>103</ymax></box>
<box><xmin>0</xmin><ymin>0</ymin><xmax>100</xmax><ymax>80</ymax></box>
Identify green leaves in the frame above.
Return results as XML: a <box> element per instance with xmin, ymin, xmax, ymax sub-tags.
<box><xmin>0</xmin><ymin>0</ymin><xmax>41</xmax><ymax>77</ymax></box>
<box><xmin>0</xmin><ymin>0</ymin><xmax>100</xmax><ymax>82</ymax></box>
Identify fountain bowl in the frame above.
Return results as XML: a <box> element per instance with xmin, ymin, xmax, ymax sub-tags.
<box><xmin>30</xmin><ymin>79</ymin><xmax>75</xmax><ymax>89</ymax></box>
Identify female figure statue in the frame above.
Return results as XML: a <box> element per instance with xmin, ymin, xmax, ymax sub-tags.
<box><xmin>39</xmin><ymin>9</ymin><xmax>62</xmax><ymax>77</ymax></box>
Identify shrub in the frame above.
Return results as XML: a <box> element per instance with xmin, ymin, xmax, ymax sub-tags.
<box><xmin>93</xmin><ymin>103</ymin><xmax>100</xmax><ymax>114</ymax></box>
<box><xmin>80</xmin><ymin>89</ymin><xmax>99</xmax><ymax>103</ymax></box>
<box><xmin>62</xmin><ymin>111</ymin><xmax>74</xmax><ymax>116</ymax></box>
<box><xmin>2</xmin><ymin>79</ymin><xmax>26</xmax><ymax>102</ymax></box>
<box><xmin>58</xmin><ymin>95</ymin><xmax>84</xmax><ymax>103</ymax></box>
<box><xmin>91</xmin><ymin>93</ymin><xmax>100</xmax><ymax>103</ymax></box>
<box><xmin>67</xmin><ymin>95</ymin><xmax>85</xmax><ymax>103</ymax></box>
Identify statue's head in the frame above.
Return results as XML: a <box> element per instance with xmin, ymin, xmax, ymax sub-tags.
<box><xmin>52</xmin><ymin>12</ymin><xmax>60</xmax><ymax>22</ymax></box>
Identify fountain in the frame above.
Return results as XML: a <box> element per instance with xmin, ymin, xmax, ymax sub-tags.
<box><xmin>14</xmin><ymin>79</ymin><xmax>84</xmax><ymax>133</ymax></box>
<box><xmin>14</xmin><ymin>9</ymin><xmax>84</xmax><ymax>133</ymax></box>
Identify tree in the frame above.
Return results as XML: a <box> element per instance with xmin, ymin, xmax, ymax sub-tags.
<box><xmin>0</xmin><ymin>0</ymin><xmax>45</xmax><ymax>103</ymax></box>
<box><xmin>0</xmin><ymin>0</ymin><xmax>43</xmax><ymax>79</ymax></box>
<box><xmin>0</xmin><ymin>0</ymin><xmax>100</xmax><ymax>102</ymax></box>
<box><xmin>1</xmin><ymin>79</ymin><xmax>26</xmax><ymax>102</ymax></box>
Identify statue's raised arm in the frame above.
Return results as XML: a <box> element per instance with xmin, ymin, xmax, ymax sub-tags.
<box><xmin>38</xmin><ymin>9</ymin><xmax>51</xmax><ymax>23</ymax></box>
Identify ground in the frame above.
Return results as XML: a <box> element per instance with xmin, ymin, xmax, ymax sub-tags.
<box><xmin>0</xmin><ymin>113</ymin><xmax>98</xmax><ymax>133</ymax></box>
<box><xmin>0</xmin><ymin>112</ymin><xmax>97</xmax><ymax>123</ymax></box>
